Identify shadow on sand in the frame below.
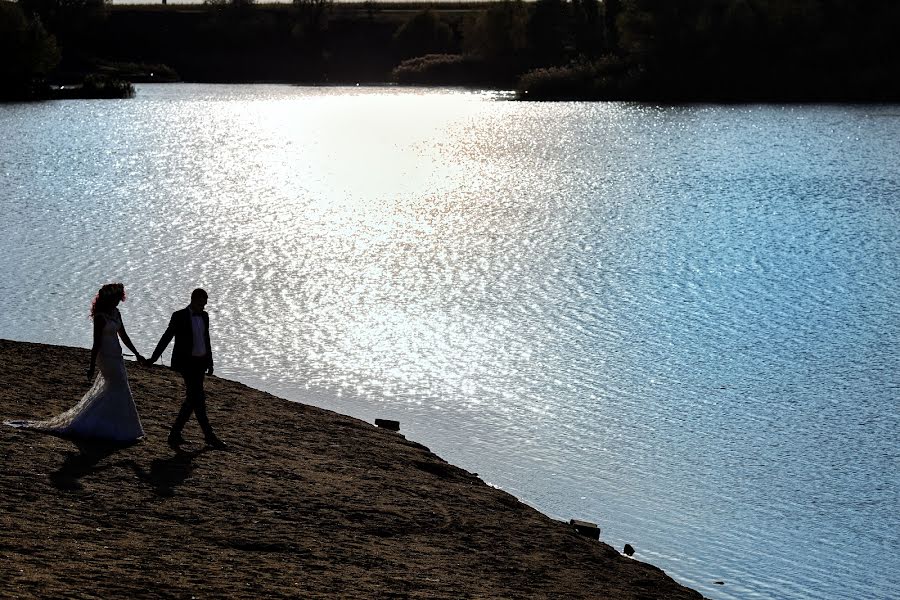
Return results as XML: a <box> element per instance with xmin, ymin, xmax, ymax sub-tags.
<box><xmin>49</xmin><ymin>437</ymin><xmax>138</xmax><ymax>491</ymax></box>
<box><xmin>131</xmin><ymin>447</ymin><xmax>208</xmax><ymax>497</ymax></box>
<box><xmin>48</xmin><ymin>437</ymin><xmax>207</xmax><ymax>497</ymax></box>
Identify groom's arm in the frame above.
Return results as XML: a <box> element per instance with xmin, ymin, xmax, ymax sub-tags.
<box><xmin>204</xmin><ymin>313</ymin><xmax>214</xmax><ymax>375</ymax></box>
<box><xmin>147</xmin><ymin>314</ymin><xmax>177</xmax><ymax>364</ymax></box>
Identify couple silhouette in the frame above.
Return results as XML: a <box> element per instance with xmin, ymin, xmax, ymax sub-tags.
<box><xmin>5</xmin><ymin>285</ymin><xmax>226</xmax><ymax>450</ymax></box>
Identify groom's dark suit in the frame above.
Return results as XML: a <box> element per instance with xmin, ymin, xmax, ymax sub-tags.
<box><xmin>157</xmin><ymin>308</ymin><xmax>213</xmax><ymax>374</ymax></box>
<box><xmin>150</xmin><ymin>307</ymin><xmax>217</xmax><ymax>443</ymax></box>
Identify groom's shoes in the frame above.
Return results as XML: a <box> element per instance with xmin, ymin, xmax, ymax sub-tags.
<box><xmin>205</xmin><ymin>435</ymin><xmax>228</xmax><ymax>450</ymax></box>
<box><xmin>167</xmin><ymin>432</ymin><xmax>188</xmax><ymax>448</ymax></box>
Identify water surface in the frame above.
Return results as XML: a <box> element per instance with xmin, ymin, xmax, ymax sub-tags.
<box><xmin>1</xmin><ymin>84</ymin><xmax>898</xmax><ymax>599</ymax></box>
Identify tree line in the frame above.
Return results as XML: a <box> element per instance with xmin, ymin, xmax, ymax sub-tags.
<box><xmin>398</xmin><ymin>0</ymin><xmax>900</xmax><ymax>100</ymax></box>
<box><xmin>3</xmin><ymin>0</ymin><xmax>899</xmax><ymax>101</ymax></box>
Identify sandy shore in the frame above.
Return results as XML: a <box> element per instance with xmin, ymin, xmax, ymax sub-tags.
<box><xmin>0</xmin><ymin>339</ymin><xmax>704</xmax><ymax>599</ymax></box>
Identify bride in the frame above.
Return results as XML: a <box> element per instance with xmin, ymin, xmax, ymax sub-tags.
<box><xmin>5</xmin><ymin>283</ymin><xmax>145</xmax><ymax>442</ymax></box>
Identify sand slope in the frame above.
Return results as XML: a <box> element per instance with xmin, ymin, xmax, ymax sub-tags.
<box><xmin>0</xmin><ymin>339</ymin><xmax>704</xmax><ymax>599</ymax></box>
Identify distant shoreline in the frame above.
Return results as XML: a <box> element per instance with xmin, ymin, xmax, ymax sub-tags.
<box><xmin>0</xmin><ymin>338</ymin><xmax>706</xmax><ymax>599</ymax></box>
<box><xmin>69</xmin><ymin>3</ymin><xmax>900</xmax><ymax>102</ymax></box>
<box><xmin>7</xmin><ymin>1</ymin><xmax>900</xmax><ymax>103</ymax></box>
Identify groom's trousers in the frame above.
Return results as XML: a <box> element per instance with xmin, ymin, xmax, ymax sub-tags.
<box><xmin>172</xmin><ymin>356</ymin><xmax>215</xmax><ymax>439</ymax></box>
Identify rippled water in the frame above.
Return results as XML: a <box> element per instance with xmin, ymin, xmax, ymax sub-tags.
<box><xmin>1</xmin><ymin>85</ymin><xmax>898</xmax><ymax>599</ymax></box>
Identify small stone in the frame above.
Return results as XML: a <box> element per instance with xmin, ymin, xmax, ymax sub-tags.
<box><xmin>569</xmin><ymin>519</ymin><xmax>600</xmax><ymax>540</ymax></box>
<box><xmin>374</xmin><ymin>419</ymin><xmax>400</xmax><ymax>431</ymax></box>
<box><xmin>623</xmin><ymin>544</ymin><xmax>635</xmax><ymax>556</ymax></box>
<box><xmin>714</xmin><ymin>581</ymin><xmax>725</xmax><ymax>585</ymax></box>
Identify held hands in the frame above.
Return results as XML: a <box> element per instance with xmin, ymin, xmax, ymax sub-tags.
<box><xmin>207</xmin><ymin>365</ymin><xmax>214</xmax><ymax>376</ymax></box>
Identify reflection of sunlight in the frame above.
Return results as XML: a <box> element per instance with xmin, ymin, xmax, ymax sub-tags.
<box><xmin>332</xmin><ymin>306</ymin><xmax>483</xmax><ymax>403</ymax></box>
<box><xmin>252</xmin><ymin>92</ymin><xmax>480</xmax><ymax>209</ymax></box>
<box><xmin>202</xmin><ymin>91</ymin><xmax>497</xmax><ymax>263</ymax></box>
<box><xmin>136</xmin><ymin>86</ymin><xmax>537</xmax><ymax>410</ymax></box>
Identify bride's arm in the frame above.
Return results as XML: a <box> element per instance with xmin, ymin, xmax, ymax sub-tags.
<box><xmin>117</xmin><ymin>317</ymin><xmax>144</xmax><ymax>362</ymax></box>
<box><xmin>88</xmin><ymin>315</ymin><xmax>103</xmax><ymax>380</ymax></box>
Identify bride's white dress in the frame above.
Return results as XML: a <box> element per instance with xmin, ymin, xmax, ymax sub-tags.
<box><xmin>5</xmin><ymin>310</ymin><xmax>144</xmax><ymax>442</ymax></box>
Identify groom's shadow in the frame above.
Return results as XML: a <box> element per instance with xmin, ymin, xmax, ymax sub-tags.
<box><xmin>130</xmin><ymin>448</ymin><xmax>208</xmax><ymax>497</ymax></box>
<box><xmin>50</xmin><ymin>438</ymin><xmax>137</xmax><ymax>491</ymax></box>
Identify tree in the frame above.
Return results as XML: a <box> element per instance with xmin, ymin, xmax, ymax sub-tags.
<box><xmin>463</xmin><ymin>0</ymin><xmax>528</xmax><ymax>61</ymax></box>
<box><xmin>572</xmin><ymin>0</ymin><xmax>603</xmax><ymax>58</ymax></box>
<box><xmin>616</xmin><ymin>0</ymin><xmax>682</xmax><ymax>60</ymax></box>
<box><xmin>18</xmin><ymin>0</ymin><xmax>107</xmax><ymax>51</ymax></box>
<box><xmin>602</xmin><ymin>0</ymin><xmax>621</xmax><ymax>52</ymax></box>
<box><xmin>0</xmin><ymin>2</ymin><xmax>60</xmax><ymax>98</ymax></box>
<box><xmin>292</xmin><ymin>0</ymin><xmax>332</xmax><ymax>45</ymax></box>
<box><xmin>392</xmin><ymin>9</ymin><xmax>454</xmax><ymax>60</ymax></box>
<box><xmin>527</xmin><ymin>0</ymin><xmax>568</xmax><ymax>66</ymax></box>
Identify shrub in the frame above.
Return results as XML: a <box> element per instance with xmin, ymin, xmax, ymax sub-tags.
<box><xmin>97</xmin><ymin>61</ymin><xmax>180</xmax><ymax>83</ymax></box>
<box><xmin>82</xmin><ymin>74</ymin><xmax>135</xmax><ymax>98</ymax></box>
<box><xmin>392</xmin><ymin>53</ymin><xmax>488</xmax><ymax>86</ymax></box>
<box><xmin>516</xmin><ymin>56</ymin><xmax>629</xmax><ymax>100</ymax></box>
<box><xmin>53</xmin><ymin>74</ymin><xmax>135</xmax><ymax>99</ymax></box>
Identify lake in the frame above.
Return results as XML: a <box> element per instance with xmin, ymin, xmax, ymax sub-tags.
<box><xmin>1</xmin><ymin>84</ymin><xmax>898</xmax><ymax>600</ymax></box>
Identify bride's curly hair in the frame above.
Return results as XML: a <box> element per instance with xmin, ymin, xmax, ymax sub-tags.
<box><xmin>90</xmin><ymin>283</ymin><xmax>126</xmax><ymax>319</ymax></box>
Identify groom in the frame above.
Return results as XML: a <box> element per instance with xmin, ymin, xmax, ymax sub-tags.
<box><xmin>145</xmin><ymin>288</ymin><xmax>226</xmax><ymax>450</ymax></box>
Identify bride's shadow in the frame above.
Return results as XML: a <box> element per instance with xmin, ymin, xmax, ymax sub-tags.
<box><xmin>130</xmin><ymin>448</ymin><xmax>208</xmax><ymax>497</ymax></box>
<box><xmin>50</xmin><ymin>437</ymin><xmax>138</xmax><ymax>491</ymax></box>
